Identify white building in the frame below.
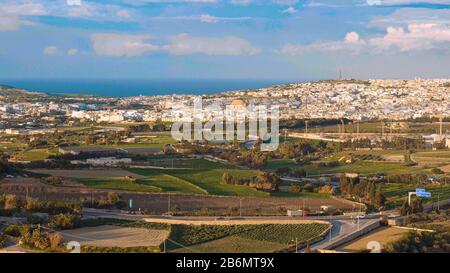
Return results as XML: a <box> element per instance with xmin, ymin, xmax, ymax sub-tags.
<box><xmin>85</xmin><ymin>157</ymin><xmax>132</xmax><ymax>166</ymax></box>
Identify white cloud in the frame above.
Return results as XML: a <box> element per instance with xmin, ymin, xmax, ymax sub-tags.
<box><xmin>273</xmin><ymin>0</ymin><xmax>299</xmax><ymax>5</ymax></box>
<box><xmin>280</xmin><ymin>32</ymin><xmax>366</xmax><ymax>55</ymax></box>
<box><xmin>369</xmin><ymin>8</ymin><xmax>450</xmax><ymax>28</ymax></box>
<box><xmin>282</xmin><ymin>6</ymin><xmax>297</xmax><ymax>14</ymax></box>
<box><xmin>67</xmin><ymin>48</ymin><xmax>78</xmax><ymax>56</ymax></box>
<box><xmin>280</xmin><ymin>23</ymin><xmax>450</xmax><ymax>55</ymax></box>
<box><xmin>200</xmin><ymin>14</ymin><xmax>218</xmax><ymax>23</ymax></box>
<box><xmin>44</xmin><ymin>46</ymin><xmax>58</xmax><ymax>55</ymax></box>
<box><xmin>91</xmin><ymin>33</ymin><xmax>160</xmax><ymax>57</ymax></box>
<box><xmin>0</xmin><ymin>3</ymin><xmax>47</xmax><ymax>16</ymax></box>
<box><xmin>370</xmin><ymin>23</ymin><xmax>450</xmax><ymax>51</ymax></box>
<box><xmin>367</xmin><ymin>0</ymin><xmax>450</xmax><ymax>5</ymax></box>
<box><xmin>0</xmin><ymin>2</ymin><xmax>46</xmax><ymax>31</ymax></box>
<box><xmin>345</xmin><ymin>32</ymin><xmax>361</xmax><ymax>43</ymax></box>
<box><xmin>0</xmin><ymin>13</ymin><xmax>21</xmax><ymax>31</ymax></box>
<box><xmin>164</xmin><ymin>34</ymin><xmax>261</xmax><ymax>55</ymax></box>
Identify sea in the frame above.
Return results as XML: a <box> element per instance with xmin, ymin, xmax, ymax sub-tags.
<box><xmin>0</xmin><ymin>79</ymin><xmax>300</xmax><ymax>98</ymax></box>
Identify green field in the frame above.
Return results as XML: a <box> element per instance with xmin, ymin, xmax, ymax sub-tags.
<box><xmin>166</xmin><ymin>169</ymin><xmax>268</xmax><ymax>197</ymax></box>
<box><xmin>128</xmin><ymin>170</ymin><xmax>208</xmax><ymax>195</ymax></box>
<box><xmin>79</xmin><ymin>134</ymin><xmax>175</xmax><ymax>149</ymax></box>
<box><xmin>11</xmin><ymin>148</ymin><xmax>58</xmax><ymax>161</ymax></box>
<box><xmin>168</xmin><ymin>223</ymin><xmax>329</xmax><ymax>253</ymax></box>
<box><xmin>78</xmin><ymin>177</ymin><xmax>163</xmax><ymax>193</ymax></box>
<box><xmin>266</xmin><ymin>159</ymin><xmax>301</xmax><ymax>171</ymax></box>
<box><xmin>173</xmin><ymin>236</ymin><xmax>286</xmax><ymax>253</ymax></box>
<box><xmin>381</xmin><ymin>183</ymin><xmax>450</xmax><ymax>208</ymax></box>
<box><xmin>302</xmin><ymin>161</ymin><xmax>425</xmax><ymax>176</ymax></box>
<box><xmin>144</xmin><ymin>158</ymin><xmax>235</xmax><ymax>169</ymax></box>
<box><xmin>129</xmin><ymin>167</ymin><xmax>266</xmax><ymax>197</ymax></box>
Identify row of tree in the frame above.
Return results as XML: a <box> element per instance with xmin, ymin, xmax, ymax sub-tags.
<box><xmin>222</xmin><ymin>172</ymin><xmax>280</xmax><ymax>192</ymax></box>
<box><xmin>339</xmin><ymin>175</ymin><xmax>386</xmax><ymax>209</ymax></box>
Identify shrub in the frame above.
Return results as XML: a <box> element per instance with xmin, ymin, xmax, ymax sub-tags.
<box><xmin>31</xmin><ymin>229</ymin><xmax>50</xmax><ymax>250</ymax></box>
<box><xmin>4</xmin><ymin>194</ymin><xmax>17</xmax><ymax>210</ymax></box>
<box><xmin>49</xmin><ymin>213</ymin><xmax>81</xmax><ymax>230</ymax></box>
<box><xmin>3</xmin><ymin>225</ymin><xmax>22</xmax><ymax>237</ymax></box>
<box><xmin>0</xmin><ymin>235</ymin><xmax>6</xmax><ymax>249</ymax></box>
<box><xmin>49</xmin><ymin>233</ymin><xmax>63</xmax><ymax>251</ymax></box>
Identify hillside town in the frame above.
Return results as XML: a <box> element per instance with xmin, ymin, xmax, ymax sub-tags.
<box><xmin>1</xmin><ymin>79</ymin><xmax>450</xmax><ymax>134</ymax></box>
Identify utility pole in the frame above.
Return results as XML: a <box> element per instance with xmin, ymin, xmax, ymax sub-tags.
<box><xmin>295</xmin><ymin>238</ymin><xmax>298</xmax><ymax>253</ymax></box>
<box><xmin>305</xmin><ymin>120</ymin><xmax>309</xmax><ymax>135</ymax></box>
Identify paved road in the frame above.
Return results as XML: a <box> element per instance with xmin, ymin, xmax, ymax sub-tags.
<box><xmin>306</xmin><ymin>218</ymin><xmax>380</xmax><ymax>252</ymax></box>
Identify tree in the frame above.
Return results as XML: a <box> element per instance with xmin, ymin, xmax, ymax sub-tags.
<box><xmin>222</xmin><ymin>172</ymin><xmax>234</xmax><ymax>185</ymax></box>
<box><xmin>107</xmin><ymin>192</ymin><xmax>120</xmax><ymax>205</ymax></box>
<box><xmin>49</xmin><ymin>232</ymin><xmax>63</xmax><ymax>251</ymax></box>
<box><xmin>49</xmin><ymin>213</ymin><xmax>81</xmax><ymax>230</ymax></box>
<box><xmin>400</xmin><ymin>201</ymin><xmax>411</xmax><ymax>216</ymax></box>
<box><xmin>374</xmin><ymin>186</ymin><xmax>386</xmax><ymax>208</ymax></box>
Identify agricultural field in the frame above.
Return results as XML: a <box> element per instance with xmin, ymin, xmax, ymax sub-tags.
<box><xmin>302</xmin><ymin>161</ymin><xmax>425</xmax><ymax>176</ymax></box>
<box><xmin>168</xmin><ymin>223</ymin><xmax>330</xmax><ymax>253</ymax></box>
<box><xmin>142</xmin><ymin>158</ymin><xmax>235</xmax><ymax>170</ymax></box>
<box><xmin>412</xmin><ymin>151</ymin><xmax>450</xmax><ymax>168</ymax></box>
<box><xmin>80</xmin><ymin>172</ymin><xmax>208</xmax><ymax>195</ymax></box>
<box><xmin>28</xmin><ymin>169</ymin><xmax>146</xmax><ymax>179</ymax></box>
<box><xmin>77</xmin><ymin>177</ymin><xmax>163</xmax><ymax>193</ymax></box>
<box><xmin>381</xmin><ymin>183</ymin><xmax>450</xmax><ymax>208</ymax></box>
<box><xmin>11</xmin><ymin>148</ymin><xmax>59</xmax><ymax>162</ymax></box>
<box><xmin>62</xmin><ymin>225</ymin><xmax>169</xmax><ymax>248</ymax></box>
<box><xmin>78</xmin><ymin>134</ymin><xmax>174</xmax><ymax>150</ymax></box>
<box><xmin>164</xmin><ymin>169</ymin><xmax>267</xmax><ymax>197</ymax></box>
<box><xmin>266</xmin><ymin>159</ymin><xmax>301</xmax><ymax>171</ymax></box>
<box><xmin>327</xmin><ymin>150</ymin><xmax>407</xmax><ymax>162</ymax></box>
<box><xmin>174</xmin><ymin>236</ymin><xmax>286</xmax><ymax>253</ymax></box>
<box><xmin>62</xmin><ymin>219</ymin><xmax>330</xmax><ymax>253</ymax></box>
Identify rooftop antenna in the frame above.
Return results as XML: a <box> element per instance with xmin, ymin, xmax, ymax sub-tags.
<box><xmin>339</xmin><ymin>69</ymin><xmax>342</xmax><ymax>80</ymax></box>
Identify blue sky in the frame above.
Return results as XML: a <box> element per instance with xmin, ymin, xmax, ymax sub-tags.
<box><xmin>0</xmin><ymin>0</ymin><xmax>450</xmax><ymax>80</ymax></box>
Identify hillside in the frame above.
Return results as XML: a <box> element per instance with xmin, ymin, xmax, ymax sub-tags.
<box><xmin>0</xmin><ymin>84</ymin><xmax>46</xmax><ymax>97</ymax></box>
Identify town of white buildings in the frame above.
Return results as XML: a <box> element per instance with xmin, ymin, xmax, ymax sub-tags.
<box><xmin>1</xmin><ymin>78</ymin><xmax>450</xmax><ymax>134</ymax></box>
